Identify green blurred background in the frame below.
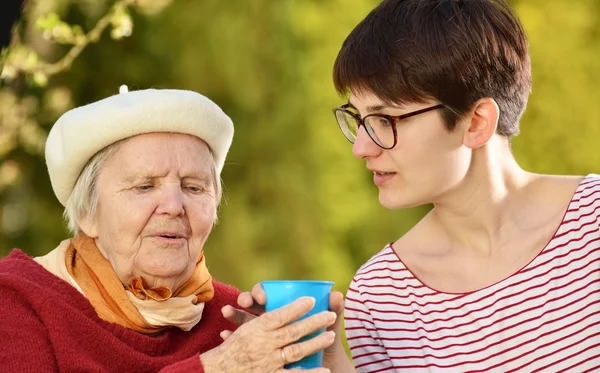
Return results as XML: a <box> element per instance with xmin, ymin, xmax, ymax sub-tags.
<box><xmin>1</xmin><ymin>0</ymin><xmax>599</xmax><ymax>301</ymax></box>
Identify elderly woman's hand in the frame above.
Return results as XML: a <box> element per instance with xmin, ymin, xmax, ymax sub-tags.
<box><xmin>221</xmin><ymin>284</ymin><xmax>351</xmax><ymax>372</ymax></box>
<box><xmin>201</xmin><ymin>296</ymin><xmax>336</xmax><ymax>372</ymax></box>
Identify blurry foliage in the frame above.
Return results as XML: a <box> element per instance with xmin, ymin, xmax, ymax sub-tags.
<box><xmin>0</xmin><ymin>0</ymin><xmax>599</xmax><ymax>303</ymax></box>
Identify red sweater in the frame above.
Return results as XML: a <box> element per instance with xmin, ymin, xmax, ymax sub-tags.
<box><xmin>0</xmin><ymin>249</ymin><xmax>240</xmax><ymax>372</ymax></box>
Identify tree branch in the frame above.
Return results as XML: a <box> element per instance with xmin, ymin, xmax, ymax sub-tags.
<box><xmin>16</xmin><ymin>0</ymin><xmax>137</xmax><ymax>76</ymax></box>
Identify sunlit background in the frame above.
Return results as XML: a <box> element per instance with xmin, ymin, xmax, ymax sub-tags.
<box><xmin>1</xmin><ymin>0</ymin><xmax>599</xmax><ymax>301</ymax></box>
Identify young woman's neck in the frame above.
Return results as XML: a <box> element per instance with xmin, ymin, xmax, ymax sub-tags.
<box><xmin>431</xmin><ymin>136</ymin><xmax>538</xmax><ymax>255</ymax></box>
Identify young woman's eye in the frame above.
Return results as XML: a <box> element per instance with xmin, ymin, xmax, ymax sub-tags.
<box><xmin>368</xmin><ymin>116</ymin><xmax>392</xmax><ymax>128</ymax></box>
<box><xmin>379</xmin><ymin>118</ymin><xmax>392</xmax><ymax>127</ymax></box>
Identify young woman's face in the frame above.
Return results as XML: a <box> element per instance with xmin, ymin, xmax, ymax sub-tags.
<box><xmin>349</xmin><ymin>91</ymin><xmax>473</xmax><ymax>209</ymax></box>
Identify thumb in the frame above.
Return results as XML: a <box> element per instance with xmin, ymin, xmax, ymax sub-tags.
<box><xmin>220</xmin><ymin>330</ymin><xmax>234</xmax><ymax>341</ymax></box>
<box><xmin>325</xmin><ymin>291</ymin><xmax>344</xmax><ymax>353</ymax></box>
<box><xmin>221</xmin><ymin>305</ymin><xmax>257</xmax><ymax>326</ymax></box>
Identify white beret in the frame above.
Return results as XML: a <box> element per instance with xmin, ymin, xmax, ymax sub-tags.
<box><xmin>45</xmin><ymin>88</ymin><xmax>234</xmax><ymax>206</ymax></box>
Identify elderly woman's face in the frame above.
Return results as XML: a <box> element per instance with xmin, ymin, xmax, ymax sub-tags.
<box><xmin>81</xmin><ymin>133</ymin><xmax>217</xmax><ymax>289</ymax></box>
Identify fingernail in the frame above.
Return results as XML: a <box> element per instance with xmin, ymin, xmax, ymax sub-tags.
<box><xmin>301</xmin><ymin>296</ymin><xmax>316</xmax><ymax>306</ymax></box>
<box><xmin>328</xmin><ymin>311</ymin><xmax>337</xmax><ymax>321</ymax></box>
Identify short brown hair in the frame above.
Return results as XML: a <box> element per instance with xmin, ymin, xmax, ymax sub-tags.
<box><xmin>333</xmin><ymin>0</ymin><xmax>532</xmax><ymax>137</ymax></box>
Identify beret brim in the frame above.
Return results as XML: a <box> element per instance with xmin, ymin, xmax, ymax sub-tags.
<box><xmin>45</xmin><ymin>89</ymin><xmax>234</xmax><ymax>206</ymax></box>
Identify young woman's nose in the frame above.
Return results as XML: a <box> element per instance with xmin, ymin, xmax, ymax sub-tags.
<box><xmin>352</xmin><ymin>126</ymin><xmax>383</xmax><ymax>159</ymax></box>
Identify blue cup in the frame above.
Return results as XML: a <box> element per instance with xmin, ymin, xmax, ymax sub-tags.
<box><xmin>261</xmin><ymin>280</ymin><xmax>334</xmax><ymax>369</ymax></box>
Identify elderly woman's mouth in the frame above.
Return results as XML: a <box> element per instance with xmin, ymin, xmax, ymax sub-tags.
<box><xmin>152</xmin><ymin>233</ymin><xmax>187</xmax><ymax>241</ymax></box>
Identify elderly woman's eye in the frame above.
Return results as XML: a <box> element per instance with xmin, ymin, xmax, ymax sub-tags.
<box><xmin>136</xmin><ymin>185</ymin><xmax>153</xmax><ymax>191</ymax></box>
<box><xmin>186</xmin><ymin>185</ymin><xmax>204</xmax><ymax>193</ymax></box>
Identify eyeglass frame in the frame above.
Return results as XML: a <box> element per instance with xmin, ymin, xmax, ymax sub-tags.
<box><xmin>332</xmin><ymin>103</ymin><xmax>446</xmax><ymax>149</ymax></box>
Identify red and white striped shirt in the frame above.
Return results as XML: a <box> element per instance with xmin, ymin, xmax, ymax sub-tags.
<box><xmin>345</xmin><ymin>175</ymin><xmax>600</xmax><ymax>372</ymax></box>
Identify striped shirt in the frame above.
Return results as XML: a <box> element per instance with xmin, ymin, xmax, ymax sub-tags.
<box><xmin>345</xmin><ymin>175</ymin><xmax>600</xmax><ymax>372</ymax></box>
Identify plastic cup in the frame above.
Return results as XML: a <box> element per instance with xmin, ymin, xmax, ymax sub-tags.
<box><xmin>261</xmin><ymin>280</ymin><xmax>334</xmax><ymax>369</ymax></box>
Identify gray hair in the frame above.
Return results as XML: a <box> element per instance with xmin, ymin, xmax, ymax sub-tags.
<box><xmin>64</xmin><ymin>139</ymin><xmax>223</xmax><ymax>235</ymax></box>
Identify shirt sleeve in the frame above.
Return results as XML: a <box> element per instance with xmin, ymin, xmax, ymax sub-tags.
<box><xmin>159</xmin><ymin>355</ymin><xmax>204</xmax><ymax>372</ymax></box>
<box><xmin>0</xmin><ymin>286</ymin><xmax>59</xmax><ymax>372</ymax></box>
<box><xmin>344</xmin><ymin>279</ymin><xmax>395</xmax><ymax>373</ymax></box>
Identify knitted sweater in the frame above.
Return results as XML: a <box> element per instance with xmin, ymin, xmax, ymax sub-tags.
<box><xmin>0</xmin><ymin>249</ymin><xmax>239</xmax><ymax>372</ymax></box>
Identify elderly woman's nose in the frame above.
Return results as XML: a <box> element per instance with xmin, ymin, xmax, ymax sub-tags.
<box><xmin>156</xmin><ymin>184</ymin><xmax>185</xmax><ymax>216</ymax></box>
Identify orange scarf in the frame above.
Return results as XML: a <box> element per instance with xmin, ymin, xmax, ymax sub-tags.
<box><xmin>65</xmin><ymin>234</ymin><xmax>214</xmax><ymax>334</ymax></box>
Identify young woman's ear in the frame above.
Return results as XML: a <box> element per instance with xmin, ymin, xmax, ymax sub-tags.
<box><xmin>463</xmin><ymin>98</ymin><xmax>500</xmax><ymax>149</ymax></box>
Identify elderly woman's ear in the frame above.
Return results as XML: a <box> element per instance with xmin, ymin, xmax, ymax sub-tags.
<box><xmin>78</xmin><ymin>216</ymin><xmax>98</xmax><ymax>238</ymax></box>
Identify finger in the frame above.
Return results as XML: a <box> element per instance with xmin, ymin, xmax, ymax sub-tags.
<box><xmin>280</xmin><ymin>330</ymin><xmax>336</xmax><ymax>365</ymax></box>
<box><xmin>327</xmin><ymin>291</ymin><xmax>344</xmax><ymax>334</ymax></box>
<box><xmin>323</xmin><ymin>291</ymin><xmax>345</xmax><ymax>353</ymax></box>
<box><xmin>261</xmin><ymin>296</ymin><xmax>316</xmax><ymax>330</ymax></box>
<box><xmin>278</xmin><ymin>311</ymin><xmax>337</xmax><ymax>345</ymax></box>
<box><xmin>283</xmin><ymin>368</ymin><xmax>331</xmax><ymax>373</ymax></box>
<box><xmin>328</xmin><ymin>291</ymin><xmax>344</xmax><ymax>314</ymax></box>
<box><xmin>237</xmin><ymin>291</ymin><xmax>266</xmax><ymax>316</ymax></box>
<box><xmin>250</xmin><ymin>282</ymin><xmax>267</xmax><ymax>305</ymax></box>
<box><xmin>237</xmin><ymin>292</ymin><xmax>253</xmax><ymax>308</ymax></box>
<box><xmin>220</xmin><ymin>330</ymin><xmax>233</xmax><ymax>340</ymax></box>
<box><xmin>221</xmin><ymin>305</ymin><xmax>257</xmax><ymax>326</ymax></box>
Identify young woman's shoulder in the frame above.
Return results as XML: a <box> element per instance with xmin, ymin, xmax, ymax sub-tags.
<box><xmin>559</xmin><ymin>173</ymin><xmax>600</xmax><ymax>216</ymax></box>
<box><xmin>350</xmin><ymin>219</ymin><xmax>441</xmax><ymax>293</ymax></box>
<box><xmin>352</xmin><ymin>244</ymin><xmax>399</xmax><ymax>281</ymax></box>
<box><xmin>536</xmin><ymin>174</ymin><xmax>599</xmax><ymax>216</ymax></box>
<box><xmin>567</xmin><ymin>174</ymin><xmax>600</xmax><ymax>197</ymax></box>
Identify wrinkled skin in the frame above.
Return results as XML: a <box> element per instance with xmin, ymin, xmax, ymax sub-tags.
<box><xmin>202</xmin><ymin>296</ymin><xmax>337</xmax><ymax>373</ymax></box>
<box><xmin>220</xmin><ymin>284</ymin><xmax>355</xmax><ymax>373</ymax></box>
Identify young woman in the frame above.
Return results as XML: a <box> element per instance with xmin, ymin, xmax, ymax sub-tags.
<box><xmin>227</xmin><ymin>1</ymin><xmax>599</xmax><ymax>371</ymax></box>
<box><xmin>331</xmin><ymin>0</ymin><xmax>600</xmax><ymax>371</ymax></box>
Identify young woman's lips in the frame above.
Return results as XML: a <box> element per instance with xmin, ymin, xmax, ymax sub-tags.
<box><xmin>373</xmin><ymin>172</ymin><xmax>396</xmax><ymax>186</ymax></box>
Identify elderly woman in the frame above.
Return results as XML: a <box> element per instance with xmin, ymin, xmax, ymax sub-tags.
<box><xmin>0</xmin><ymin>88</ymin><xmax>338</xmax><ymax>372</ymax></box>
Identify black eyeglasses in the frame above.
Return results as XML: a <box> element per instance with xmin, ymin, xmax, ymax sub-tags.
<box><xmin>332</xmin><ymin>103</ymin><xmax>445</xmax><ymax>149</ymax></box>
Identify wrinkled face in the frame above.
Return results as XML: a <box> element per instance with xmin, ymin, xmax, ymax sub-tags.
<box><xmin>81</xmin><ymin>133</ymin><xmax>217</xmax><ymax>290</ymax></box>
<box><xmin>349</xmin><ymin>90</ymin><xmax>472</xmax><ymax>209</ymax></box>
